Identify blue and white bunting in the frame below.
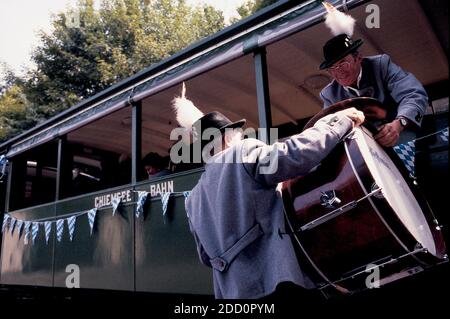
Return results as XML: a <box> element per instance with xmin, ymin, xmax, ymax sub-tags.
<box><xmin>394</xmin><ymin>140</ymin><xmax>415</xmax><ymax>177</ymax></box>
<box><xmin>67</xmin><ymin>216</ymin><xmax>76</xmax><ymax>241</ymax></box>
<box><xmin>183</xmin><ymin>191</ymin><xmax>190</xmax><ymax>203</ymax></box>
<box><xmin>161</xmin><ymin>192</ymin><xmax>171</xmax><ymax>217</ymax></box>
<box><xmin>31</xmin><ymin>222</ymin><xmax>39</xmax><ymax>244</ymax></box>
<box><xmin>135</xmin><ymin>191</ymin><xmax>149</xmax><ymax>218</ymax></box>
<box><xmin>183</xmin><ymin>191</ymin><xmax>191</xmax><ymax>218</ymax></box>
<box><xmin>2</xmin><ymin>214</ymin><xmax>9</xmax><ymax>233</ymax></box>
<box><xmin>16</xmin><ymin>220</ymin><xmax>24</xmax><ymax>238</ymax></box>
<box><xmin>441</xmin><ymin>127</ymin><xmax>448</xmax><ymax>142</ymax></box>
<box><xmin>111</xmin><ymin>197</ymin><xmax>121</xmax><ymax>216</ymax></box>
<box><xmin>56</xmin><ymin>219</ymin><xmax>64</xmax><ymax>242</ymax></box>
<box><xmin>9</xmin><ymin>218</ymin><xmax>16</xmax><ymax>235</ymax></box>
<box><xmin>2</xmin><ymin>189</ymin><xmax>194</xmax><ymax>246</ymax></box>
<box><xmin>88</xmin><ymin>208</ymin><xmax>97</xmax><ymax>235</ymax></box>
<box><xmin>24</xmin><ymin>221</ymin><xmax>31</xmax><ymax>245</ymax></box>
<box><xmin>44</xmin><ymin>221</ymin><xmax>52</xmax><ymax>244</ymax></box>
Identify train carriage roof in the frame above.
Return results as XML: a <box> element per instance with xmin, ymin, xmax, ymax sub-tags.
<box><xmin>1</xmin><ymin>0</ymin><xmax>447</xmax><ymax>157</ymax></box>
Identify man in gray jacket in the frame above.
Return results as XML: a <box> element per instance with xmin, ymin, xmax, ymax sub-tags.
<box><xmin>319</xmin><ymin>34</ymin><xmax>429</xmax><ymax>147</ymax></box>
<box><xmin>182</xmin><ymin>105</ymin><xmax>364</xmax><ymax>299</ymax></box>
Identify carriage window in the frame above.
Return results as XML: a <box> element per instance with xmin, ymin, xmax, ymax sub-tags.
<box><xmin>265</xmin><ymin>22</ymin><xmax>330</xmax><ymax>139</ymax></box>
<box><xmin>140</xmin><ymin>55</ymin><xmax>259</xmax><ymax>181</ymax></box>
<box><xmin>9</xmin><ymin>142</ymin><xmax>58</xmax><ymax>211</ymax></box>
<box><xmin>266</xmin><ymin>0</ymin><xmax>448</xmax><ymax>138</ymax></box>
<box><xmin>60</xmin><ymin>107</ymin><xmax>132</xmax><ymax>198</ymax></box>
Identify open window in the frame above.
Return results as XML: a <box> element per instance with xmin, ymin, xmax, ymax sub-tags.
<box><xmin>9</xmin><ymin>142</ymin><xmax>58</xmax><ymax>211</ymax></box>
<box><xmin>139</xmin><ymin>54</ymin><xmax>259</xmax><ymax>181</ymax></box>
<box><xmin>60</xmin><ymin>106</ymin><xmax>132</xmax><ymax>198</ymax></box>
<box><xmin>265</xmin><ymin>0</ymin><xmax>448</xmax><ymax>139</ymax></box>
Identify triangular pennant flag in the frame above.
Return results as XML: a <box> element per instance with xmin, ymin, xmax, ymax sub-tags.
<box><xmin>161</xmin><ymin>192</ymin><xmax>171</xmax><ymax>217</ymax></box>
<box><xmin>87</xmin><ymin>208</ymin><xmax>97</xmax><ymax>235</ymax></box>
<box><xmin>31</xmin><ymin>222</ymin><xmax>39</xmax><ymax>244</ymax></box>
<box><xmin>183</xmin><ymin>191</ymin><xmax>190</xmax><ymax>202</ymax></box>
<box><xmin>16</xmin><ymin>220</ymin><xmax>24</xmax><ymax>238</ymax></box>
<box><xmin>441</xmin><ymin>127</ymin><xmax>448</xmax><ymax>142</ymax></box>
<box><xmin>136</xmin><ymin>191</ymin><xmax>149</xmax><ymax>218</ymax></box>
<box><xmin>44</xmin><ymin>221</ymin><xmax>52</xmax><ymax>244</ymax></box>
<box><xmin>111</xmin><ymin>197</ymin><xmax>121</xmax><ymax>216</ymax></box>
<box><xmin>9</xmin><ymin>218</ymin><xmax>16</xmax><ymax>235</ymax></box>
<box><xmin>56</xmin><ymin>219</ymin><xmax>64</xmax><ymax>242</ymax></box>
<box><xmin>67</xmin><ymin>216</ymin><xmax>76</xmax><ymax>241</ymax></box>
<box><xmin>2</xmin><ymin>214</ymin><xmax>9</xmax><ymax>233</ymax></box>
<box><xmin>24</xmin><ymin>221</ymin><xmax>31</xmax><ymax>245</ymax></box>
<box><xmin>394</xmin><ymin>140</ymin><xmax>415</xmax><ymax>177</ymax></box>
<box><xmin>183</xmin><ymin>191</ymin><xmax>191</xmax><ymax>218</ymax></box>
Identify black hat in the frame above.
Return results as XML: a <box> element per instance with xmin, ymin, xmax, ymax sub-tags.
<box><xmin>189</xmin><ymin>112</ymin><xmax>245</xmax><ymax>157</ymax></box>
<box><xmin>320</xmin><ymin>34</ymin><xmax>363</xmax><ymax>70</ymax></box>
<box><xmin>192</xmin><ymin>111</ymin><xmax>246</xmax><ymax>137</ymax></box>
<box><xmin>188</xmin><ymin>112</ymin><xmax>245</xmax><ymax>152</ymax></box>
<box><xmin>171</xmin><ymin>83</ymin><xmax>245</xmax><ymax>146</ymax></box>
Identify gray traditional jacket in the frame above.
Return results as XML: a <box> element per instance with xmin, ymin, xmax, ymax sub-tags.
<box><xmin>186</xmin><ymin>113</ymin><xmax>354</xmax><ymax>299</ymax></box>
<box><xmin>320</xmin><ymin>54</ymin><xmax>428</xmax><ymax>128</ymax></box>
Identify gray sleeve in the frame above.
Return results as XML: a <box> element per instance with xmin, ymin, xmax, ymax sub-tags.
<box><xmin>241</xmin><ymin>114</ymin><xmax>353</xmax><ymax>186</ymax></box>
<box><xmin>380</xmin><ymin>54</ymin><xmax>428</xmax><ymax>127</ymax></box>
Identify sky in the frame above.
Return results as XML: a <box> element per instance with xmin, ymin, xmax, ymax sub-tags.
<box><xmin>0</xmin><ymin>0</ymin><xmax>247</xmax><ymax>76</ymax></box>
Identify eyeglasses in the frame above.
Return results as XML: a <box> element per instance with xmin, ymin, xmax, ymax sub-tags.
<box><xmin>327</xmin><ymin>61</ymin><xmax>351</xmax><ymax>72</ymax></box>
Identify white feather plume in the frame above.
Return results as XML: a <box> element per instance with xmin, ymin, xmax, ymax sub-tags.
<box><xmin>171</xmin><ymin>82</ymin><xmax>204</xmax><ymax>130</ymax></box>
<box><xmin>323</xmin><ymin>2</ymin><xmax>356</xmax><ymax>37</ymax></box>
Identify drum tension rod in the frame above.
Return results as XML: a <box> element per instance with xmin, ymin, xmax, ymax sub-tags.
<box><xmin>329</xmin><ymin>247</ymin><xmax>429</xmax><ymax>287</ymax></box>
<box><xmin>299</xmin><ymin>188</ymin><xmax>383</xmax><ymax>232</ymax></box>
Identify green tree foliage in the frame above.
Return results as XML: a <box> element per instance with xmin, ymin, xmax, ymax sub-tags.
<box><xmin>0</xmin><ymin>0</ymin><xmax>225</xmax><ymax>142</ymax></box>
<box><xmin>0</xmin><ymin>62</ymin><xmax>36</xmax><ymax>141</ymax></box>
<box><xmin>234</xmin><ymin>0</ymin><xmax>280</xmax><ymax>21</ymax></box>
<box><xmin>0</xmin><ymin>84</ymin><xmax>37</xmax><ymax>142</ymax></box>
<box><xmin>0</xmin><ymin>62</ymin><xmax>16</xmax><ymax>95</ymax></box>
<box><xmin>26</xmin><ymin>0</ymin><xmax>224</xmax><ymax>117</ymax></box>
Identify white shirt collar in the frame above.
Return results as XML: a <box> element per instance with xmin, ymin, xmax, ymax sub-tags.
<box><xmin>343</xmin><ymin>68</ymin><xmax>363</xmax><ymax>94</ymax></box>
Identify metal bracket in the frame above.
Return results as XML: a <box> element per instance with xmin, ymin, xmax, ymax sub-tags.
<box><xmin>320</xmin><ymin>190</ymin><xmax>342</xmax><ymax>209</ymax></box>
<box><xmin>127</xmin><ymin>86</ymin><xmax>137</xmax><ymax>106</ymax></box>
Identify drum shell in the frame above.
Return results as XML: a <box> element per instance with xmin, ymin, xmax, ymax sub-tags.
<box><xmin>282</xmin><ymin>134</ymin><xmax>446</xmax><ymax>288</ymax></box>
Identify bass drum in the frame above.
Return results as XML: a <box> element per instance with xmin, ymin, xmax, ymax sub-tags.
<box><xmin>281</xmin><ymin>126</ymin><xmax>447</xmax><ymax>295</ymax></box>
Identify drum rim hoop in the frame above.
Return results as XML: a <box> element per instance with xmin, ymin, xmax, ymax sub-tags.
<box><xmin>345</xmin><ymin>128</ymin><xmax>446</xmax><ymax>259</ymax></box>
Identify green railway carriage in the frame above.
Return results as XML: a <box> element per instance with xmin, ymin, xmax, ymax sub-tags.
<box><xmin>0</xmin><ymin>0</ymin><xmax>448</xmax><ymax>301</ymax></box>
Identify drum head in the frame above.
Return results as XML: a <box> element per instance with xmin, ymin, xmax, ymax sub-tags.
<box><xmin>352</xmin><ymin>127</ymin><xmax>437</xmax><ymax>256</ymax></box>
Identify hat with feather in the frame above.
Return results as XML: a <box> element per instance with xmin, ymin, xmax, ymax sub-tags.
<box><xmin>172</xmin><ymin>83</ymin><xmax>246</xmax><ymax>145</ymax></box>
<box><xmin>320</xmin><ymin>2</ymin><xmax>363</xmax><ymax>70</ymax></box>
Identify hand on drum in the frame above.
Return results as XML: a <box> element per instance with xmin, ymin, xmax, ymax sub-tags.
<box><xmin>336</xmin><ymin>107</ymin><xmax>365</xmax><ymax>128</ymax></box>
<box><xmin>374</xmin><ymin>120</ymin><xmax>404</xmax><ymax>147</ymax></box>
